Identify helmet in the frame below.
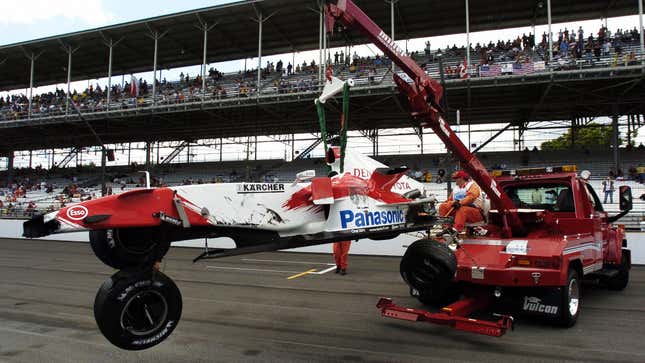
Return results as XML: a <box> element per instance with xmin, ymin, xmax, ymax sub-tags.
<box><xmin>451</xmin><ymin>170</ymin><xmax>469</xmax><ymax>180</ymax></box>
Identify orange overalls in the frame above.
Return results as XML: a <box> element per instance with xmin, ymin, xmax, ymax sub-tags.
<box><xmin>333</xmin><ymin>241</ymin><xmax>351</xmax><ymax>270</ymax></box>
<box><xmin>438</xmin><ymin>181</ymin><xmax>484</xmax><ymax>231</ymax></box>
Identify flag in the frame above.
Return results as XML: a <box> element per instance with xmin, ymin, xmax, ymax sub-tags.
<box><xmin>479</xmin><ymin>64</ymin><xmax>501</xmax><ymax>77</ymax></box>
<box><xmin>512</xmin><ymin>62</ymin><xmax>534</xmax><ymax>75</ymax></box>
<box><xmin>130</xmin><ymin>75</ymin><xmax>139</xmax><ymax>96</ymax></box>
<box><xmin>459</xmin><ymin>59</ymin><xmax>469</xmax><ymax>79</ymax></box>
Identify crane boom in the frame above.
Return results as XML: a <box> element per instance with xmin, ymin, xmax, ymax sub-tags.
<box><xmin>325</xmin><ymin>0</ymin><xmax>524</xmax><ymax>236</ymax></box>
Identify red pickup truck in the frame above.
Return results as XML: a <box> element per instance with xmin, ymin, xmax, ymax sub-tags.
<box><xmin>398</xmin><ymin>166</ymin><xmax>632</xmax><ymax>331</ymax></box>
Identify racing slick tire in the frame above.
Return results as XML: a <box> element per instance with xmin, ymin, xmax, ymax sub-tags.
<box><xmin>94</xmin><ymin>269</ymin><xmax>182</xmax><ymax>350</ymax></box>
<box><xmin>400</xmin><ymin>239</ymin><xmax>457</xmax><ymax>306</ymax></box>
<box><xmin>558</xmin><ymin>269</ymin><xmax>581</xmax><ymax>327</ymax></box>
<box><xmin>607</xmin><ymin>254</ymin><xmax>630</xmax><ymax>291</ymax></box>
<box><xmin>90</xmin><ymin>228</ymin><xmax>170</xmax><ymax>270</ymax></box>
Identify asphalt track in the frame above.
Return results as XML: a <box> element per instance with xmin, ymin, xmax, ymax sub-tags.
<box><xmin>0</xmin><ymin>238</ymin><xmax>644</xmax><ymax>363</ymax></box>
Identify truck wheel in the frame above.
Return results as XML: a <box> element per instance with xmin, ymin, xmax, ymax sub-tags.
<box><xmin>558</xmin><ymin>269</ymin><xmax>580</xmax><ymax>327</ymax></box>
<box><xmin>90</xmin><ymin>229</ymin><xmax>170</xmax><ymax>269</ymax></box>
<box><xmin>94</xmin><ymin>269</ymin><xmax>182</xmax><ymax>350</ymax></box>
<box><xmin>400</xmin><ymin>239</ymin><xmax>457</xmax><ymax>306</ymax></box>
<box><xmin>607</xmin><ymin>254</ymin><xmax>630</xmax><ymax>291</ymax></box>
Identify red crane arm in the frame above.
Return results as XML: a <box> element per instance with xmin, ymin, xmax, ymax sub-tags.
<box><xmin>325</xmin><ymin>0</ymin><xmax>523</xmax><ymax>236</ymax></box>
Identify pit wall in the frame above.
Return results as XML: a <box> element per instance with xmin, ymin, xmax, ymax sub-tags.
<box><xmin>1</xmin><ymin>219</ymin><xmax>643</xmax><ymax>264</ymax></box>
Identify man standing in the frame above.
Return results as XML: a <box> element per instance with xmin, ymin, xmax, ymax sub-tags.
<box><xmin>437</xmin><ymin>171</ymin><xmax>484</xmax><ymax>232</ymax></box>
<box><xmin>333</xmin><ymin>240</ymin><xmax>351</xmax><ymax>275</ymax></box>
<box><xmin>602</xmin><ymin>176</ymin><xmax>615</xmax><ymax>204</ymax></box>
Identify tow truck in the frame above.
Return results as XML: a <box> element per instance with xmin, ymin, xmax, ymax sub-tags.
<box><xmin>325</xmin><ymin>0</ymin><xmax>632</xmax><ymax>336</ymax></box>
<box><xmin>22</xmin><ymin>0</ymin><xmax>633</xmax><ymax>350</ymax></box>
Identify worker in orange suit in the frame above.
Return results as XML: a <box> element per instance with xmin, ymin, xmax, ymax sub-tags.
<box><xmin>333</xmin><ymin>240</ymin><xmax>351</xmax><ymax>275</ymax></box>
<box><xmin>438</xmin><ymin>170</ymin><xmax>484</xmax><ymax>232</ymax></box>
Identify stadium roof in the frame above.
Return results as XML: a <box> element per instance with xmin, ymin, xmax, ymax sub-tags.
<box><xmin>0</xmin><ymin>0</ymin><xmax>640</xmax><ymax>91</ymax></box>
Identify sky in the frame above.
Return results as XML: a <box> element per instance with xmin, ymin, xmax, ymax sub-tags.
<box><xmin>0</xmin><ymin>1</ymin><xmax>643</xmax><ymax>169</ymax></box>
<box><xmin>0</xmin><ymin>0</ymin><xmax>232</xmax><ymax>45</ymax></box>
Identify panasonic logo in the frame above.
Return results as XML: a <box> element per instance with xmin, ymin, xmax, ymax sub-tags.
<box><xmin>522</xmin><ymin>296</ymin><xmax>558</xmax><ymax>315</ymax></box>
<box><xmin>339</xmin><ymin>209</ymin><xmax>404</xmax><ymax>229</ymax></box>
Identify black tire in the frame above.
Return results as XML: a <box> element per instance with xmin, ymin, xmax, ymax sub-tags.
<box><xmin>400</xmin><ymin>239</ymin><xmax>457</xmax><ymax>306</ymax></box>
<box><xmin>94</xmin><ymin>269</ymin><xmax>182</xmax><ymax>350</ymax></box>
<box><xmin>607</xmin><ymin>253</ymin><xmax>630</xmax><ymax>291</ymax></box>
<box><xmin>90</xmin><ymin>228</ymin><xmax>170</xmax><ymax>269</ymax></box>
<box><xmin>558</xmin><ymin>269</ymin><xmax>581</xmax><ymax>327</ymax></box>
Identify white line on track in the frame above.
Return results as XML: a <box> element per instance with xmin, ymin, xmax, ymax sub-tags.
<box><xmin>205</xmin><ymin>265</ymin><xmax>300</xmax><ymax>274</ymax></box>
<box><xmin>241</xmin><ymin>258</ymin><xmax>335</xmax><ymax>266</ymax></box>
<box><xmin>313</xmin><ymin>266</ymin><xmax>338</xmax><ymax>275</ymax></box>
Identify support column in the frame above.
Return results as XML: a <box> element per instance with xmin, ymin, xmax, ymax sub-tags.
<box><xmin>103</xmin><ymin>36</ymin><xmax>121</xmax><ymax>112</ymax></box>
<box><xmin>366</xmin><ymin>129</ymin><xmax>379</xmax><ymax>157</ymax></box>
<box><xmin>146</xmin><ymin>28</ymin><xmax>167</xmax><ymax>106</ymax></box>
<box><xmin>389</xmin><ymin>0</ymin><xmax>398</xmax><ymax>72</ymax></box>
<box><xmin>64</xmin><ymin>46</ymin><xmax>73</xmax><ymax>116</ymax></box>
<box><xmin>202</xmin><ymin>25</ymin><xmax>208</xmax><ymax>100</ymax></box>
<box><xmin>547</xmin><ymin>0</ymin><xmax>553</xmax><ymax>63</ymax></box>
<box><xmin>323</xmin><ymin>9</ymin><xmax>327</xmax><ymax>68</ymax></box>
<box><xmin>145</xmin><ymin>141</ymin><xmax>151</xmax><ymax>168</ymax></box>
<box><xmin>28</xmin><ymin>150</ymin><xmax>32</xmax><ymax>169</ymax></box>
<box><xmin>639</xmin><ymin>0</ymin><xmax>644</xmax><ymax>65</ymax></box>
<box><xmin>319</xmin><ymin>3</ymin><xmax>323</xmax><ymax>82</ymax></box>
<box><xmin>105</xmin><ymin>39</ymin><xmax>119</xmax><ymax>111</ymax></box>
<box><xmin>570</xmin><ymin>118</ymin><xmax>577</xmax><ymax>148</ymax></box>
<box><xmin>101</xmin><ymin>147</ymin><xmax>107</xmax><ymax>197</ymax></box>
<box><xmin>219</xmin><ymin>138</ymin><xmax>223</xmax><ymax>162</ymax></box>
<box><xmin>197</xmin><ymin>19</ymin><xmax>217</xmax><ymax>103</ymax></box>
<box><xmin>465</xmin><ymin>0</ymin><xmax>470</xmax><ymax>69</ymax></box>
<box><xmin>612</xmin><ymin>109</ymin><xmax>620</xmax><ymax>173</ymax></box>
<box><xmin>7</xmin><ymin>152</ymin><xmax>14</xmax><ymax>186</ymax></box>
<box><xmin>252</xmin><ymin>9</ymin><xmax>274</xmax><ymax>98</ymax></box>
<box><xmin>291</xmin><ymin>133</ymin><xmax>295</xmax><ymax>160</ymax></box>
<box><xmin>152</xmin><ymin>34</ymin><xmax>159</xmax><ymax>104</ymax></box>
<box><xmin>256</xmin><ymin>12</ymin><xmax>264</xmax><ymax>99</ymax></box>
<box><xmin>27</xmin><ymin>54</ymin><xmax>36</xmax><ymax>118</ymax></box>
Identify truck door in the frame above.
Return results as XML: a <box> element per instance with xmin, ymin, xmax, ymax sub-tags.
<box><xmin>581</xmin><ymin>181</ymin><xmax>605</xmax><ymax>269</ymax></box>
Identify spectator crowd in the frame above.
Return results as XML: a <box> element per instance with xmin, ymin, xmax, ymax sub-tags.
<box><xmin>0</xmin><ymin>25</ymin><xmax>642</xmax><ymax>121</ymax></box>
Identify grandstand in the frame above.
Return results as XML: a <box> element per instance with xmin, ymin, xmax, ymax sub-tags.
<box><xmin>2</xmin><ymin>29</ymin><xmax>644</xmax><ymax>121</ymax></box>
<box><xmin>2</xmin><ymin>148</ymin><xmax>644</xmax><ymax>229</ymax></box>
<box><xmin>0</xmin><ymin>0</ymin><xmax>644</xmax><ymax>230</ymax></box>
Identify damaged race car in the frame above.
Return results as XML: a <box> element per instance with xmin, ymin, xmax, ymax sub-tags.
<box><xmin>23</xmin><ymin>146</ymin><xmax>446</xmax><ymax>350</ymax></box>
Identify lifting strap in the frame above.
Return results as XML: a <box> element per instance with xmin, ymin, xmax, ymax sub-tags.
<box><xmin>315</xmin><ymin>79</ymin><xmax>350</xmax><ymax>173</ymax></box>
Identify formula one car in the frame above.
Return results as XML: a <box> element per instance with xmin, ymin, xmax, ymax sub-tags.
<box><xmin>23</xmin><ymin>146</ymin><xmax>445</xmax><ymax>349</ymax></box>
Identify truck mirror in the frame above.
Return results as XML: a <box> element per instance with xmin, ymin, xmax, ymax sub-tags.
<box><xmin>619</xmin><ymin>186</ymin><xmax>632</xmax><ymax>211</ymax></box>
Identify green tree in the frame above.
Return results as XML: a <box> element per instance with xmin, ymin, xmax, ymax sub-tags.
<box><xmin>541</xmin><ymin>123</ymin><xmax>621</xmax><ymax>151</ymax></box>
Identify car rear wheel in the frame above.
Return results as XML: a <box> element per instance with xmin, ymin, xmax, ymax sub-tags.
<box><xmin>401</xmin><ymin>239</ymin><xmax>457</xmax><ymax>306</ymax></box>
<box><xmin>90</xmin><ymin>228</ymin><xmax>170</xmax><ymax>269</ymax></box>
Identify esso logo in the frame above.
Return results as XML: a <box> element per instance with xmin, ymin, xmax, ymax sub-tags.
<box><xmin>66</xmin><ymin>206</ymin><xmax>88</xmax><ymax>221</ymax></box>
